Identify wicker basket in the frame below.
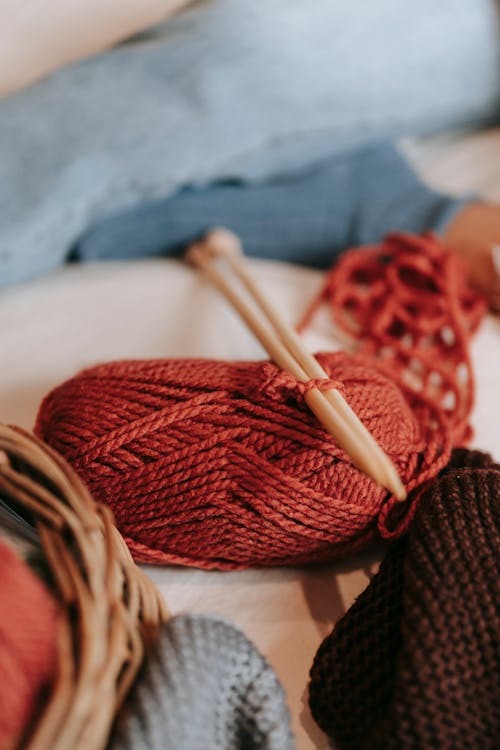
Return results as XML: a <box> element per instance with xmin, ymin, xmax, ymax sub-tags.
<box><xmin>0</xmin><ymin>424</ymin><xmax>169</xmax><ymax>750</ymax></box>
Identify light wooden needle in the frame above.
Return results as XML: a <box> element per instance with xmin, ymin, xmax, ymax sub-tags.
<box><xmin>187</xmin><ymin>228</ymin><xmax>407</xmax><ymax>500</ymax></box>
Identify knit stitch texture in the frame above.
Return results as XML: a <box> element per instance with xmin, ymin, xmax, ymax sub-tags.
<box><xmin>0</xmin><ymin>541</ymin><xmax>58</xmax><ymax>750</ymax></box>
<box><xmin>309</xmin><ymin>449</ymin><xmax>500</xmax><ymax>749</ymax></box>
<box><xmin>111</xmin><ymin>614</ymin><xmax>293</xmax><ymax>750</ymax></box>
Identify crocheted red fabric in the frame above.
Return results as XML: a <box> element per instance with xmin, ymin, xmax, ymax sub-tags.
<box><xmin>309</xmin><ymin>449</ymin><xmax>500</xmax><ymax>749</ymax></box>
<box><xmin>299</xmin><ymin>232</ymin><xmax>486</xmax><ymax>445</ymax></box>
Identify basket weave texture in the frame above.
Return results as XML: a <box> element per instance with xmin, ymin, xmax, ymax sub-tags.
<box><xmin>0</xmin><ymin>424</ymin><xmax>169</xmax><ymax>750</ymax></box>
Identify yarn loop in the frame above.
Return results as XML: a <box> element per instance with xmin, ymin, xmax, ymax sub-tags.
<box><xmin>299</xmin><ymin>232</ymin><xmax>486</xmax><ymax>444</ymax></box>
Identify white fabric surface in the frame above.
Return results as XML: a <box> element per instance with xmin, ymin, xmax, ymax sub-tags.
<box><xmin>0</xmin><ymin>0</ymin><xmax>191</xmax><ymax>97</ymax></box>
<box><xmin>0</xmin><ymin>132</ymin><xmax>499</xmax><ymax>748</ymax></box>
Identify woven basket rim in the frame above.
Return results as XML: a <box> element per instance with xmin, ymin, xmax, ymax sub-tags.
<box><xmin>0</xmin><ymin>424</ymin><xmax>169</xmax><ymax>750</ymax></box>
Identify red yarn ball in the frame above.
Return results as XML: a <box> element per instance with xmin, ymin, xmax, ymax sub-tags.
<box><xmin>35</xmin><ymin>351</ymin><xmax>447</xmax><ymax>570</ymax></box>
<box><xmin>0</xmin><ymin>541</ymin><xmax>58</xmax><ymax>750</ymax></box>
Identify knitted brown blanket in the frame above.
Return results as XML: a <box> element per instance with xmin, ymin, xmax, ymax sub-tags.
<box><xmin>309</xmin><ymin>449</ymin><xmax>500</xmax><ymax>749</ymax></box>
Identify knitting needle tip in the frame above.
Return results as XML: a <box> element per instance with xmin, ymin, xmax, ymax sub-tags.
<box><xmin>205</xmin><ymin>228</ymin><xmax>243</xmax><ymax>258</ymax></box>
<box><xmin>389</xmin><ymin>473</ymin><xmax>407</xmax><ymax>502</ymax></box>
<box><xmin>186</xmin><ymin>228</ymin><xmax>242</xmax><ymax>267</ymax></box>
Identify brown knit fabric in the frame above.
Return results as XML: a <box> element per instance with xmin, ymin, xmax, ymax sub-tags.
<box><xmin>309</xmin><ymin>449</ymin><xmax>500</xmax><ymax>750</ymax></box>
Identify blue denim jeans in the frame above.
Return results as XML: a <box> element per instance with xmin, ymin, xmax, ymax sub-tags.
<box><xmin>74</xmin><ymin>143</ymin><xmax>468</xmax><ymax>268</ymax></box>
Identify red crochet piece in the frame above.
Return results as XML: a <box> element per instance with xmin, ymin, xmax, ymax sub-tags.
<box><xmin>299</xmin><ymin>232</ymin><xmax>486</xmax><ymax>445</ymax></box>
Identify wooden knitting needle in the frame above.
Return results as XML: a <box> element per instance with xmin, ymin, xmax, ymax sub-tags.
<box><xmin>186</xmin><ymin>229</ymin><xmax>407</xmax><ymax>500</ymax></box>
<box><xmin>201</xmin><ymin>229</ymin><xmax>407</xmax><ymax>499</ymax></box>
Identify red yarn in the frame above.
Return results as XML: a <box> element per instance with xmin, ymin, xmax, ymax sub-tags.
<box><xmin>0</xmin><ymin>541</ymin><xmax>58</xmax><ymax>750</ymax></box>
<box><xmin>36</xmin><ymin>352</ymin><xmax>444</xmax><ymax>569</ymax></box>
<box><xmin>299</xmin><ymin>232</ymin><xmax>486</xmax><ymax>445</ymax></box>
<box><xmin>35</xmin><ymin>232</ymin><xmax>485</xmax><ymax>570</ymax></box>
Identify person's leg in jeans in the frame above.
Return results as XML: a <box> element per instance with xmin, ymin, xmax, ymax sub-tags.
<box><xmin>1</xmin><ymin>0</ymin><xmax>500</xmax><ymax>288</ymax></box>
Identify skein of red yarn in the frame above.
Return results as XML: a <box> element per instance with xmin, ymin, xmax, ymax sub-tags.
<box><xmin>0</xmin><ymin>541</ymin><xmax>58</xmax><ymax>750</ymax></box>
<box><xmin>35</xmin><ymin>232</ymin><xmax>484</xmax><ymax>570</ymax></box>
<box><xmin>36</xmin><ymin>352</ymin><xmax>443</xmax><ymax>569</ymax></box>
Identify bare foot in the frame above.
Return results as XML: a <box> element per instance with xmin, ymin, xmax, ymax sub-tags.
<box><xmin>444</xmin><ymin>202</ymin><xmax>500</xmax><ymax>312</ymax></box>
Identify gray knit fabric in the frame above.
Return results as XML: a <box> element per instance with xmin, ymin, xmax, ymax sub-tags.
<box><xmin>111</xmin><ymin>614</ymin><xmax>294</xmax><ymax>750</ymax></box>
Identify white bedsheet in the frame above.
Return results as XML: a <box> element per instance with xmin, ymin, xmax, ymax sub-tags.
<box><xmin>1</xmin><ymin>130</ymin><xmax>499</xmax><ymax>749</ymax></box>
